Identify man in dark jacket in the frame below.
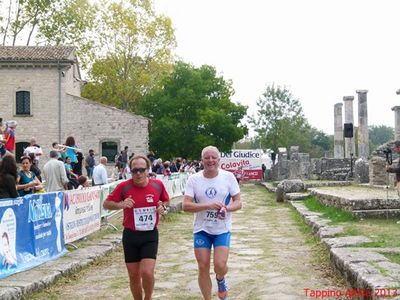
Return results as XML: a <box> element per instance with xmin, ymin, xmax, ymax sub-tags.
<box><xmin>85</xmin><ymin>150</ymin><xmax>95</xmax><ymax>179</ymax></box>
<box><xmin>386</xmin><ymin>141</ymin><xmax>400</xmax><ymax>195</ymax></box>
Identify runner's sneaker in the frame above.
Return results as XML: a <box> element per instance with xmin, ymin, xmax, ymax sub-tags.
<box><xmin>216</xmin><ymin>276</ymin><xmax>228</xmax><ymax>299</ymax></box>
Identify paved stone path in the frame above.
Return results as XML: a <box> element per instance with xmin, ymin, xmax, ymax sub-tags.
<box><xmin>31</xmin><ymin>185</ymin><xmax>349</xmax><ymax>299</ymax></box>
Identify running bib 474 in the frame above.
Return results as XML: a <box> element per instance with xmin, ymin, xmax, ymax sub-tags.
<box><xmin>134</xmin><ymin>207</ymin><xmax>156</xmax><ymax>231</ymax></box>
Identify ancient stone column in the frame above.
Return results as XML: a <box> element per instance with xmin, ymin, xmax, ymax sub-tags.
<box><xmin>343</xmin><ymin>96</ymin><xmax>355</xmax><ymax>158</ymax></box>
<box><xmin>392</xmin><ymin>106</ymin><xmax>400</xmax><ymax>141</ymax></box>
<box><xmin>357</xmin><ymin>90</ymin><xmax>369</xmax><ymax>158</ymax></box>
<box><xmin>334</xmin><ymin>103</ymin><xmax>344</xmax><ymax>158</ymax></box>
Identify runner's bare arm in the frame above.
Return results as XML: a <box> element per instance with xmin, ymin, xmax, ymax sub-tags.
<box><xmin>157</xmin><ymin>200</ymin><xmax>170</xmax><ymax>215</ymax></box>
<box><xmin>226</xmin><ymin>193</ymin><xmax>242</xmax><ymax>212</ymax></box>
<box><xmin>103</xmin><ymin>196</ymin><xmax>135</xmax><ymax>210</ymax></box>
<box><xmin>183</xmin><ymin>195</ymin><xmax>224</xmax><ymax>212</ymax></box>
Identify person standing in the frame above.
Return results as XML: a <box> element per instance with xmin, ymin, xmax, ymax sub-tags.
<box><xmin>43</xmin><ymin>151</ymin><xmax>69</xmax><ymax>192</ymax></box>
<box><xmin>103</xmin><ymin>155</ymin><xmax>169</xmax><ymax>300</ymax></box>
<box><xmin>64</xmin><ymin>156</ymin><xmax>79</xmax><ymax>189</ymax></box>
<box><xmin>0</xmin><ymin>155</ymin><xmax>18</xmax><ymax>199</ymax></box>
<box><xmin>92</xmin><ymin>156</ymin><xmax>108</xmax><ymax>186</ymax></box>
<box><xmin>3</xmin><ymin>121</ymin><xmax>17</xmax><ymax>154</ymax></box>
<box><xmin>386</xmin><ymin>140</ymin><xmax>400</xmax><ymax>195</ymax></box>
<box><xmin>52</xmin><ymin>142</ymin><xmax>66</xmax><ymax>159</ymax></box>
<box><xmin>23</xmin><ymin>137</ymin><xmax>43</xmax><ymax>167</ymax></box>
<box><xmin>85</xmin><ymin>149</ymin><xmax>95</xmax><ymax>179</ymax></box>
<box><xmin>17</xmin><ymin>156</ymin><xmax>43</xmax><ymax>196</ymax></box>
<box><xmin>74</xmin><ymin>151</ymin><xmax>84</xmax><ymax>176</ymax></box>
<box><xmin>183</xmin><ymin>146</ymin><xmax>242</xmax><ymax>300</ymax></box>
<box><xmin>64</xmin><ymin>136</ymin><xmax>78</xmax><ymax>169</ymax></box>
<box><xmin>121</xmin><ymin>146</ymin><xmax>129</xmax><ymax>168</ymax></box>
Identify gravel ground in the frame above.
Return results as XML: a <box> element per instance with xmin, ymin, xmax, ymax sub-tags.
<box><xmin>30</xmin><ymin>184</ymin><xmax>350</xmax><ymax>300</ymax></box>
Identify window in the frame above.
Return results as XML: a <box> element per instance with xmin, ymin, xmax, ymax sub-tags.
<box><xmin>15</xmin><ymin>142</ymin><xmax>30</xmax><ymax>163</ymax></box>
<box><xmin>16</xmin><ymin>91</ymin><xmax>31</xmax><ymax>115</ymax></box>
<box><xmin>101</xmin><ymin>141</ymin><xmax>118</xmax><ymax>163</ymax></box>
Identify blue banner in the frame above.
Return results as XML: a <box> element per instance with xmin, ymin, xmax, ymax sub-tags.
<box><xmin>0</xmin><ymin>192</ymin><xmax>66</xmax><ymax>278</ymax></box>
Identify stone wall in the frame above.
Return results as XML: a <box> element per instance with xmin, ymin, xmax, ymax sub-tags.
<box><xmin>0</xmin><ymin>67</ymin><xmax>63</xmax><ymax>144</ymax></box>
<box><xmin>369</xmin><ymin>156</ymin><xmax>395</xmax><ymax>186</ymax></box>
<box><xmin>369</xmin><ymin>156</ymin><xmax>386</xmax><ymax>185</ymax></box>
<box><xmin>288</xmin><ymin>146</ymin><xmax>311</xmax><ymax>180</ymax></box>
<box><xmin>0</xmin><ymin>65</ymin><xmax>149</xmax><ymax>175</ymax></box>
<box><xmin>369</xmin><ymin>143</ymin><xmax>399</xmax><ymax>186</ymax></box>
<box><xmin>353</xmin><ymin>158</ymin><xmax>369</xmax><ymax>183</ymax></box>
<box><xmin>312</xmin><ymin>158</ymin><xmax>354</xmax><ymax>181</ymax></box>
<box><xmin>272</xmin><ymin>146</ymin><xmax>311</xmax><ymax>181</ymax></box>
<box><xmin>65</xmin><ymin>94</ymin><xmax>149</xmax><ymax>157</ymax></box>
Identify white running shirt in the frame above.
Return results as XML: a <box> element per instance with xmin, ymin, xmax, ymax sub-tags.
<box><xmin>184</xmin><ymin>169</ymin><xmax>240</xmax><ymax>235</ymax></box>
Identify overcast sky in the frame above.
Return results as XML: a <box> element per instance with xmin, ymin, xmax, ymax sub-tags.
<box><xmin>154</xmin><ymin>0</ymin><xmax>400</xmax><ymax>135</ymax></box>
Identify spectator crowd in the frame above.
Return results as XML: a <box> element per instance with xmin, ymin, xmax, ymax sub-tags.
<box><xmin>0</xmin><ymin>121</ymin><xmax>204</xmax><ymax>199</ymax></box>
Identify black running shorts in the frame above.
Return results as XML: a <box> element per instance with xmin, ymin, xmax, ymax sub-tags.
<box><xmin>122</xmin><ymin>228</ymin><xmax>159</xmax><ymax>263</ymax></box>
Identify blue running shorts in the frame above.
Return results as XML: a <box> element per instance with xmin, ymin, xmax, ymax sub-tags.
<box><xmin>193</xmin><ymin>231</ymin><xmax>231</xmax><ymax>249</ymax></box>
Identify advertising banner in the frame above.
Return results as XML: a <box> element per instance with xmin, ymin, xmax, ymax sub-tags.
<box><xmin>220</xmin><ymin>149</ymin><xmax>263</xmax><ymax>180</ymax></box>
<box><xmin>0</xmin><ymin>192</ymin><xmax>66</xmax><ymax>279</ymax></box>
<box><xmin>100</xmin><ymin>180</ymin><xmax>123</xmax><ymax>219</ymax></box>
<box><xmin>64</xmin><ymin>188</ymin><xmax>101</xmax><ymax>244</ymax></box>
<box><xmin>157</xmin><ymin>173</ymin><xmax>188</xmax><ymax>198</ymax></box>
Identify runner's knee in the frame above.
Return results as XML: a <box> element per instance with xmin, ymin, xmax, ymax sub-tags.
<box><xmin>141</xmin><ymin>268</ymin><xmax>154</xmax><ymax>281</ymax></box>
<box><xmin>214</xmin><ymin>261</ymin><xmax>227</xmax><ymax>274</ymax></box>
<box><xmin>197</xmin><ymin>260</ymin><xmax>211</xmax><ymax>273</ymax></box>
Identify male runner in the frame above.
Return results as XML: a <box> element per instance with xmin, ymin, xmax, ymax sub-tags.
<box><xmin>183</xmin><ymin>146</ymin><xmax>241</xmax><ymax>300</ymax></box>
<box><xmin>104</xmin><ymin>155</ymin><xmax>169</xmax><ymax>300</ymax></box>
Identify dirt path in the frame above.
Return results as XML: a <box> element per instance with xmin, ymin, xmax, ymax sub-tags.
<box><xmin>31</xmin><ymin>184</ymin><xmax>348</xmax><ymax>300</ymax></box>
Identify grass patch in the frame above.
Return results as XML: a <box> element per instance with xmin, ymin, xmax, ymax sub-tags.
<box><xmin>336</xmin><ymin>226</ymin><xmax>360</xmax><ymax>237</ymax></box>
<box><xmin>343</xmin><ymin>219</ymin><xmax>400</xmax><ymax>248</ymax></box>
<box><xmin>302</xmin><ymin>197</ymin><xmax>400</xmax><ymax>248</ymax></box>
<box><xmin>383</xmin><ymin>253</ymin><xmax>400</xmax><ymax>265</ymax></box>
<box><xmin>290</xmin><ymin>206</ymin><xmax>318</xmax><ymax>243</ymax></box>
<box><xmin>368</xmin><ymin>261</ymin><xmax>389</xmax><ymax>276</ymax></box>
<box><xmin>303</xmin><ymin>196</ymin><xmax>356</xmax><ymax>224</ymax></box>
<box><xmin>289</xmin><ymin>202</ymin><xmax>348</xmax><ymax>287</ymax></box>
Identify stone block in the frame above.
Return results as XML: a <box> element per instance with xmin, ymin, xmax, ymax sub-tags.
<box><xmin>354</xmin><ymin>158</ymin><xmax>369</xmax><ymax>183</ymax></box>
<box><xmin>317</xmin><ymin>226</ymin><xmax>344</xmax><ymax>238</ymax></box>
<box><xmin>323</xmin><ymin>236</ymin><xmax>372</xmax><ymax>249</ymax></box>
<box><xmin>275</xmin><ymin>179</ymin><xmax>305</xmax><ymax>202</ymax></box>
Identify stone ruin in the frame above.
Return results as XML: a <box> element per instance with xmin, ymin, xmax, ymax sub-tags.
<box><xmin>369</xmin><ymin>142</ymin><xmax>398</xmax><ymax>186</ymax></box>
<box><xmin>270</xmin><ymin>146</ymin><xmax>355</xmax><ymax>182</ymax></box>
<box><xmin>269</xmin><ymin>89</ymin><xmax>400</xmax><ymax>185</ymax></box>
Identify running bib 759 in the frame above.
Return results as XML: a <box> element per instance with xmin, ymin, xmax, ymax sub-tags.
<box><xmin>134</xmin><ymin>207</ymin><xmax>156</xmax><ymax>231</ymax></box>
<box><xmin>204</xmin><ymin>210</ymin><xmax>219</xmax><ymax>224</ymax></box>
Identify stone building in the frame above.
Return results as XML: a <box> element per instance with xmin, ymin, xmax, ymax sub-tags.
<box><xmin>0</xmin><ymin>46</ymin><xmax>149</xmax><ymax>169</ymax></box>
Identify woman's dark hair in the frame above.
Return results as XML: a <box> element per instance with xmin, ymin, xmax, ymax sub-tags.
<box><xmin>78</xmin><ymin>175</ymin><xmax>87</xmax><ymax>185</ymax></box>
<box><xmin>65</xmin><ymin>136</ymin><xmax>75</xmax><ymax>147</ymax></box>
<box><xmin>28</xmin><ymin>152</ymin><xmax>35</xmax><ymax>162</ymax></box>
<box><xmin>20</xmin><ymin>156</ymin><xmax>32</xmax><ymax>163</ymax></box>
<box><xmin>0</xmin><ymin>155</ymin><xmax>18</xmax><ymax>181</ymax></box>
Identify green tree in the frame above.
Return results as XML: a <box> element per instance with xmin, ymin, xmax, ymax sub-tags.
<box><xmin>137</xmin><ymin>62</ymin><xmax>248</xmax><ymax>159</ymax></box>
<box><xmin>249</xmin><ymin>84</ymin><xmax>332</xmax><ymax>157</ymax></box>
<box><xmin>0</xmin><ymin>0</ymin><xmax>95</xmax><ymax>50</ymax></box>
<box><xmin>250</xmin><ymin>84</ymin><xmax>306</xmax><ymax>151</ymax></box>
<box><xmin>369</xmin><ymin>125</ymin><xmax>394</xmax><ymax>152</ymax></box>
<box><xmin>81</xmin><ymin>0</ymin><xmax>176</xmax><ymax>111</ymax></box>
<box><xmin>1</xmin><ymin>0</ymin><xmax>54</xmax><ymax>45</ymax></box>
<box><xmin>309</xmin><ymin>127</ymin><xmax>333</xmax><ymax>157</ymax></box>
<box><xmin>234</xmin><ymin>137</ymin><xmax>260</xmax><ymax>150</ymax></box>
<box><xmin>36</xmin><ymin>0</ymin><xmax>96</xmax><ymax>67</ymax></box>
